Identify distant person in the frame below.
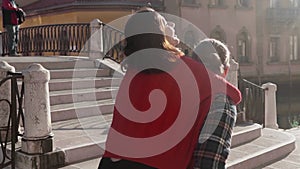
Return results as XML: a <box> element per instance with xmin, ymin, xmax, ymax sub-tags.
<box><xmin>190</xmin><ymin>38</ymin><xmax>242</xmax><ymax>169</ymax></box>
<box><xmin>2</xmin><ymin>0</ymin><xmax>25</xmax><ymax>56</ymax></box>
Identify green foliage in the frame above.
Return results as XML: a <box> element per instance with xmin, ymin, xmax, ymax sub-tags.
<box><xmin>290</xmin><ymin>120</ymin><xmax>299</xmax><ymax>128</ymax></box>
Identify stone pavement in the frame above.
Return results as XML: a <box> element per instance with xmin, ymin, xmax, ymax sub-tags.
<box><xmin>1</xmin><ymin>56</ymin><xmax>89</xmax><ymax>62</ymax></box>
<box><xmin>1</xmin><ymin>57</ymin><xmax>300</xmax><ymax>168</ymax></box>
<box><xmin>60</xmin><ymin>127</ymin><xmax>300</xmax><ymax>169</ymax></box>
<box><xmin>0</xmin><ymin>56</ymin><xmax>94</xmax><ymax>71</ymax></box>
<box><xmin>262</xmin><ymin>127</ymin><xmax>300</xmax><ymax>169</ymax></box>
<box><xmin>60</xmin><ymin>158</ymin><xmax>100</xmax><ymax>169</ymax></box>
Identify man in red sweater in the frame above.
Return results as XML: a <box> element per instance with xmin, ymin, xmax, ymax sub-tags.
<box><xmin>2</xmin><ymin>0</ymin><xmax>24</xmax><ymax>56</ymax></box>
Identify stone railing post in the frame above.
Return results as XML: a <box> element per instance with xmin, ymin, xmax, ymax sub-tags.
<box><xmin>262</xmin><ymin>82</ymin><xmax>279</xmax><ymax>129</ymax></box>
<box><xmin>0</xmin><ymin>61</ymin><xmax>15</xmax><ymax>141</ymax></box>
<box><xmin>16</xmin><ymin>64</ymin><xmax>65</xmax><ymax>169</ymax></box>
<box><xmin>226</xmin><ymin>59</ymin><xmax>246</xmax><ymax>122</ymax></box>
<box><xmin>226</xmin><ymin>59</ymin><xmax>239</xmax><ymax>87</ymax></box>
<box><xmin>21</xmin><ymin>64</ymin><xmax>53</xmax><ymax>154</ymax></box>
<box><xmin>89</xmin><ymin>19</ymin><xmax>103</xmax><ymax>60</ymax></box>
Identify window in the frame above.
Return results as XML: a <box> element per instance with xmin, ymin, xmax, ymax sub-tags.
<box><xmin>210</xmin><ymin>25</ymin><xmax>226</xmax><ymax>43</ymax></box>
<box><xmin>237</xmin><ymin>0</ymin><xmax>250</xmax><ymax>8</ymax></box>
<box><xmin>238</xmin><ymin>38</ymin><xmax>248</xmax><ymax>63</ymax></box>
<box><xmin>289</xmin><ymin>35</ymin><xmax>299</xmax><ymax>61</ymax></box>
<box><xmin>183</xmin><ymin>0</ymin><xmax>196</xmax><ymax>4</ymax></box>
<box><xmin>269</xmin><ymin>37</ymin><xmax>280</xmax><ymax>62</ymax></box>
<box><xmin>290</xmin><ymin>0</ymin><xmax>300</xmax><ymax>7</ymax></box>
<box><xmin>270</xmin><ymin>0</ymin><xmax>279</xmax><ymax>8</ymax></box>
<box><xmin>237</xmin><ymin>28</ymin><xmax>251</xmax><ymax>63</ymax></box>
<box><xmin>182</xmin><ymin>0</ymin><xmax>201</xmax><ymax>6</ymax></box>
<box><xmin>210</xmin><ymin>0</ymin><xmax>224</xmax><ymax>6</ymax></box>
<box><xmin>184</xmin><ymin>31</ymin><xmax>196</xmax><ymax>49</ymax></box>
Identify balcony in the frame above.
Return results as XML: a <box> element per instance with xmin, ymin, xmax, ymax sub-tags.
<box><xmin>266</xmin><ymin>8</ymin><xmax>300</xmax><ymax>23</ymax></box>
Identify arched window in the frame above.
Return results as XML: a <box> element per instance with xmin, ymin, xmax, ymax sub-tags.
<box><xmin>183</xmin><ymin>0</ymin><xmax>196</xmax><ymax>4</ymax></box>
<box><xmin>290</xmin><ymin>0</ymin><xmax>300</xmax><ymax>7</ymax></box>
<box><xmin>270</xmin><ymin>0</ymin><xmax>279</xmax><ymax>8</ymax></box>
<box><xmin>289</xmin><ymin>32</ymin><xmax>299</xmax><ymax>61</ymax></box>
<box><xmin>210</xmin><ymin>0</ymin><xmax>224</xmax><ymax>6</ymax></box>
<box><xmin>182</xmin><ymin>30</ymin><xmax>196</xmax><ymax>55</ymax></box>
<box><xmin>237</xmin><ymin>28</ymin><xmax>251</xmax><ymax>63</ymax></box>
<box><xmin>210</xmin><ymin>25</ymin><xmax>226</xmax><ymax>43</ymax></box>
<box><xmin>237</xmin><ymin>0</ymin><xmax>250</xmax><ymax>7</ymax></box>
<box><xmin>184</xmin><ymin>31</ymin><xmax>196</xmax><ymax>49</ymax></box>
<box><xmin>269</xmin><ymin>36</ymin><xmax>280</xmax><ymax>62</ymax></box>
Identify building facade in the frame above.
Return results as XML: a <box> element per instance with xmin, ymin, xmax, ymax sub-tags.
<box><xmin>1</xmin><ymin>0</ymin><xmax>299</xmax><ymax>127</ymax></box>
<box><xmin>176</xmin><ymin>0</ymin><xmax>300</xmax><ymax>128</ymax></box>
<box><xmin>0</xmin><ymin>0</ymin><xmax>164</xmax><ymax>29</ymax></box>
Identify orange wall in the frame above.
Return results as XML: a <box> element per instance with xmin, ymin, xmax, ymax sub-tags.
<box><xmin>1</xmin><ymin>10</ymin><xmax>132</xmax><ymax>31</ymax></box>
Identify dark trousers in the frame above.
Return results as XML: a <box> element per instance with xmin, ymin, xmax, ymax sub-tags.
<box><xmin>5</xmin><ymin>24</ymin><xmax>19</xmax><ymax>55</ymax></box>
<box><xmin>98</xmin><ymin>157</ymin><xmax>156</xmax><ymax>169</ymax></box>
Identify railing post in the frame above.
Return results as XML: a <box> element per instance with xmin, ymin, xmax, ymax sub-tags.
<box><xmin>226</xmin><ymin>59</ymin><xmax>239</xmax><ymax>87</ymax></box>
<box><xmin>21</xmin><ymin>63</ymin><xmax>53</xmax><ymax>154</ymax></box>
<box><xmin>15</xmin><ymin>63</ymin><xmax>65</xmax><ymax>169</ymax></box>
<box><xmin>262</xmin><ymin>82</ymin><xmax>279</xmax><ymax>129</ymax></box>
<box><xmin>89</xmin><ymin>19</ymin><xmax>104</xmax><ymax>60</ymax></box>
<box><xmin>0</xmin><ymin>61</ymin><xmax>15</xmax><ymax>141</ymax></box>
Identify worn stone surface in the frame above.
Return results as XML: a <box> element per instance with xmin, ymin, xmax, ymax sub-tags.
<box><xmin>21</xmin><ymin>136</ymin><xmax>54</xmax><ymax>155</ymax></box>
<box><xmin>0</xmin><ymin>61</ymin><xmax>15</xmax><ymax>128</ymax></box>
<box><xmin>262</xmin><ymin>83</ymin><xmax>279</xmax><ymax>129</ymax></box>
<box><xmin>16</xmin><ymin>149</ymin><xmax>65</xmax><ymax>169</ymax></box>
<box><xmin>89</xmin><ymin>19</ymin><xmax>104</xmax><ymax>60</ymax></box>
<box><xmin>22</xmin><ymin>64</ymin><xmax>52</xmax><ymax>139</ymax></box>
<box><xmin>262</xmin><ymin>127</ymin><xmax>300</xmax><ymax>168</ymax></box>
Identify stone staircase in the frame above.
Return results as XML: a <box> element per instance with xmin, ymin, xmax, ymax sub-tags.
<box><xmin>2</xmin><ymin>56</ymin><xmax>297</xmax><ymax>169</ymax></box>
<box><xmin>47</xmin><ymin>58</ymin><xmax>118</xmax><ymax>165</ymax></box>
<box><xmin>227</xmin><ymin>123</ymin><xmax>295</xmax><ymax>169</ymax></box>
<box><xmin>5</xmin><ymin>56</ymin><xmax>118</xmax><ymax>167</ymax></box>
<box><xmin>58</xmin><ymin>122</ymin><xmax>296</xmax><ymax>169</ymax></box>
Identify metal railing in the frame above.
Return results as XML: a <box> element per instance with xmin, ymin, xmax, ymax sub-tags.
<box><xmin>0</xmin><ymin>71</ymin><xmax>24</xmax><ymax>169</ymax></box>
<box><xmin>238</xmin><ymin>79</ymin><xmax>265</xmax><ymax>126</ymax></box>
<box><xmin>1</xmin><ymin>23</ymin><xmax>90</xmax><ymax>56</ymax></box>
<box><xmin>102</xmin><ymin>23</ymin><xmax>125</xmax><ymax>63</ymax></box>
<box><xmin>1</xmin><ymin>22</ymin><xmax>125</xmax><ymax>63</ymax></box>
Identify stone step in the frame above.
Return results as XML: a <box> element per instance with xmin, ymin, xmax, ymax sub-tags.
<box><xmin>50</xmin><ymin>68</ymin><xmax>111</xmax><ymax>79</ymax></box>
<box><xmin>261</xmin><ymin>128</ymin><xmax>300</xmax><ymax>169</ymax></box>
<box><xmin>231</xmin><ymin>123</ymin><xmax>262</xmax><ymax>148</ymax></box>
<box><xmin>52</xmin><ymin>114</ymin><xmax>113</xmax><ymax>165</ymax></box>
<box><xmin>50</xmin><ymin>99</ymin><xmax>114</xmax><ymax>122</ymax></box>
<box><xmin>49</xmin><ymin>87</ymin><xmax>118</xmax><ymax>105</ymax></box>
<box><xmin>49</xmin><ymin>77</ymin><xmax>121</xmax><ymax>91</ymax></box>
<box><xmin>226</xmin><ymin>128</ymin><xmax>296</xmax><ymax>169</ymax></box>
<box><xmin>2</xmin><ymin>56</ymin><xmax>95</xmax><ymax>71</ymax></box>
<box><xmin>59</xmin><ymin>158</ymin><xmax>101</xmax><ymax>169</ymax></box>
<box><xmin>56</xmin><ymin>123</ymin><xmax>262</xmax><ymax>169</ymax></box>
<box><xmin>54</xmin><ymin>121</ymin><xmax>265</xmax><ymax>168</ymax></box>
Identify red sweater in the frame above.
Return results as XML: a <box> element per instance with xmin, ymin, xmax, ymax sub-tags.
<box><xmin>2</xmin><ymin>0</ymin><xmax>19</xmax><ymax>26</ymax></box>
<box><xmin>103</xmin><ymin>56</ymin><xmax>241</xmax><ymax>169</ymax></box>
